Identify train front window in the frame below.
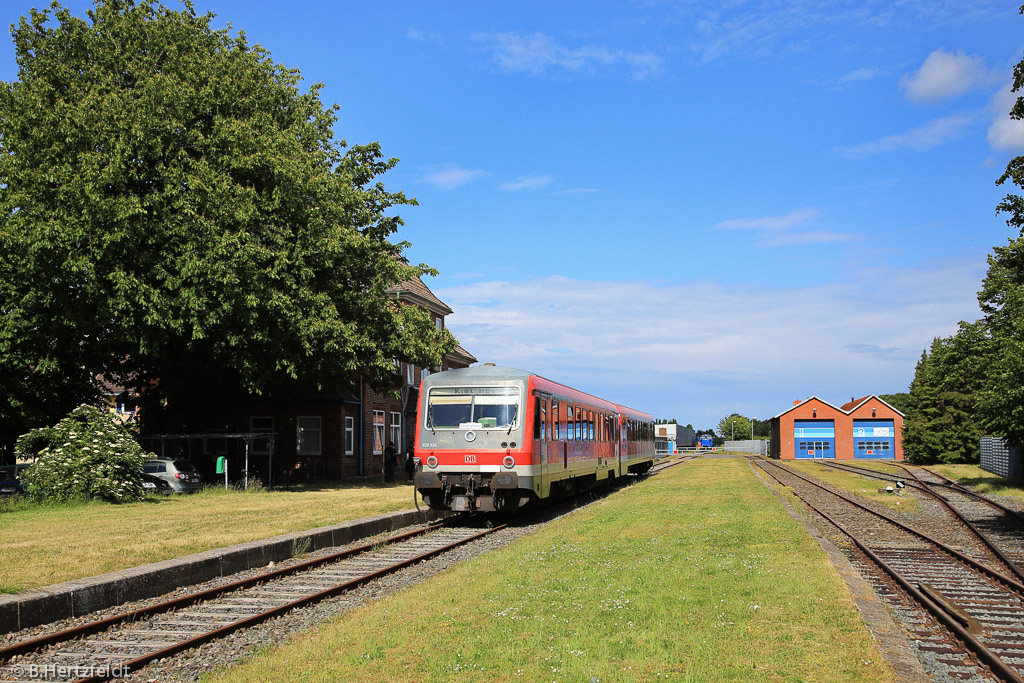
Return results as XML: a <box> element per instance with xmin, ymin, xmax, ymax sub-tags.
<box><xmin>425</xmin><ymin>386</ymin><xmax>521</xmax><ymax>429</ymax></box>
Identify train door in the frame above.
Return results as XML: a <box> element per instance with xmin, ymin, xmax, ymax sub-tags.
<box><xmin>611</xmin><ymin>414</ymin><xmax>621</xmax><ymax>476</ymax></box>
<box><xmin>540</xmin><ymin>396</ymin><xmax>548</xmax><ymax>465</ymax></box>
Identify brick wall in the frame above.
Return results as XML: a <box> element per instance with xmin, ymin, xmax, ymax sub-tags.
<box><xmin>774</xmin><ymin>397</ymin><xmax>904</xmax><ymax>461</ymax></box>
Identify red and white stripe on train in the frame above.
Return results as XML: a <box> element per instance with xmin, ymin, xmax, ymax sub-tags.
<box><xmin>414</xmin><ymin>364</ymin><xmax>655</xmax><ymax>512</ymax></box>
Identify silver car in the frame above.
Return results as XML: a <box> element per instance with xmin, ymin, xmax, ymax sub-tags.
<box><xmin>142</xmin><ymin>458</ymin><xmax>202</xmax><ymax>493</ymax></box>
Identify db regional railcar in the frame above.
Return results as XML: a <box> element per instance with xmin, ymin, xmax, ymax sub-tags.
<box><xmin>413</xmin><ymin>364</ymin><xmax>655</xmax><ymax>512</ymax></box>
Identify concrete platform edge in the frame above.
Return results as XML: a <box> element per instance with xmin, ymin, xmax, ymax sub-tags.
<box><xmin>0</xmin><ymin>507</ymin><xmax>446</xmax><ymax>634</ymax></box>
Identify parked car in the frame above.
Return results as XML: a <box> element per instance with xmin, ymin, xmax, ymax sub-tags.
<box><xmin>139</xmin><ymin>471</ymin><xmax>174</xmax><ymax>495</ymax></box>
<box><xmin>142</xmin><ymin>458</ymin><xmax>202</xmax><ymax>493</ymax></box>
<box><xmin>0</xmin><ymin>465</ymin><xmax>28</xmax><ymax>497</ymax></box>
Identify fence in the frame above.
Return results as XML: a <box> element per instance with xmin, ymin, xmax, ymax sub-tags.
<box><xmin>980</xmin><ymin>437</ymin><xmax>1022</xmax><ymax>479</ymax></box>
<box><xmin>723</xmin><ymin>440</ymin><xmax>769</xmax><ymax>455</ymax></box>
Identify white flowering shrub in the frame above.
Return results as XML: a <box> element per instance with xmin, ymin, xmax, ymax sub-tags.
<box><xmin>15</xmin><ymin>405</ymin><xmax>147</xmax><ymax>503</ymax></box>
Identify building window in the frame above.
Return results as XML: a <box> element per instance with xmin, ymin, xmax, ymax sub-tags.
<box><xmin>390</xmin><ymin>412</ymin><xmax>401</xmax><ymax>451</ymax></box>
<box><xmin>406</xmin><ymin>362</ymin><xmax>414</xmax><ymax>385</ymax></box>
<box><xmin>251</xmin><ymin>416</ymin><xmax>274</xmax><ymax>455</ymax></box>
<box><xmin>297</xmin><ymin>416</ymin><xmax>322</xmax><ymax>456</ymax></box>
<box><xmin>345</xmin><ymin>416</ymin><xmax>354</xmax><ymax>455</ymax></box>
<box><xmin>435</xmin><ymin>317</ymin><xmax>443</xmax><ymax>330</ymax></box>
<box><xmin>373</xmin><ymin>411</ymin><xmax>385</xmax><ymax>454</ymax></box>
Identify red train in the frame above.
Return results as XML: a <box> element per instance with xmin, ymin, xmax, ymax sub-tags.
<box><xmin>413</xmin><ymin>364</ymin><xmax>655</xmax><ymax>512</ymax></box>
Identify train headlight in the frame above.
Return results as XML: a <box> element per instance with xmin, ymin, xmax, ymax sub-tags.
<box><xmin>503</xmin><ymin>455</ymin><xmax>515</xmax><ymax>469</ymax></box>
<box><xmin>426</xmin><ymin>455</ymin><xmax>438</xmax><ymax>469</ymax></box>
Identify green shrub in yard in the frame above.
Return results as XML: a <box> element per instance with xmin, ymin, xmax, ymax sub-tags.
<box><xmin>15</xmin><ymin>405</ymin><xmax>147</xmax><ymax>503</ymax></box>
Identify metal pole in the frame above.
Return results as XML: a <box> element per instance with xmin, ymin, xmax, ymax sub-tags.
<box><xmin>244</xmin><ymin>439</ymin><xmax>250</xmax><ymax>491</ymax></box>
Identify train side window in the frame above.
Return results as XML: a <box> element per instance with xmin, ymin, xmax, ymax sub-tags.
<box><xmin>567</xmin><ymin>405</ymin><xmax>575</xmax><ymax>441</ymax></box>
<box><xmin>542</xmin><ymin>400</ymin><xmax>548</xmax><ymax>442</ymax></box>
<box><xmin>534</xmin><ymin>398</ymin><xmax>541</xmax><ymax>440</ymax></box>
<box><xmin>552</xmin><ymin>401</ymin><xmax>560</xmax><ymax>440</ymax></box>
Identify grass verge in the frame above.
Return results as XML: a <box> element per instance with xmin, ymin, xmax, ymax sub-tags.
<box><xmin>203</xmin><ymin>459</ymin><xmax>893</xmax><ymax>683</ymax></box>
<box><xmin>924</xmin><ymin>464</ymin><xmax>1024</xmax><ymax>501</ymax></box>
<box><xmin>786</xmin><ymin>461</ymin><xmax>918</xmax><ymax>513</ymax></box>
<box><xmin>0</xmin><ymin>481</ymin><xmax>416</xmax><ymax>594</ymax></box>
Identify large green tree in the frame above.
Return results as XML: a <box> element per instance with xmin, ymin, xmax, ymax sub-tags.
<box><xmin>902</xmin><ymin>323</ymin><xmax>989</xmax><ymax>463</ymax></box>
<box><xmin>717</xmin><ymin>414</ymin><xmax>752</xmax><ymax>441</ymax></box>
<box><xmin>0</xmin><ymin>0</ymin><xmax>454</xmax><ymax>437</ymax></box>
<box><xmin>982</xmin><ymin>32</ymin><xmax>1024</xmax><ymax>447</ymax></box>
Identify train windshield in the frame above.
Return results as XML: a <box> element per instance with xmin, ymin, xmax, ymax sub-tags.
<box><xmin>425</xmin><ymin>386</ymin><xmax>520</xmax><ymax>429</ymax></box>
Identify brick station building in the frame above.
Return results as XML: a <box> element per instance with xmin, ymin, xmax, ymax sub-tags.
<box><xmin>769</xmin><ymin>395</ymin><xmax>905</xmax><ymax>461</ymax></box>
<box><xmin>143</xmin><ymin>275</ymin><xmax>476</xmax><ymax>485</ymax></box>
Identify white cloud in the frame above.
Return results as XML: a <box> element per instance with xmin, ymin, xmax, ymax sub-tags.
<box><xmin>498</xmin><ymin>175</ymin><xmax>553</xmax><ymax>191</ymax></box>
<box><xmin>473</xmin><ymin>31</ymin><xmax>661</xmax><ymax>79</ymax></box>
<box><xmin>438</xmin><ymin>260</ymin><xmax>983</xmax><ymax>426</ymax></box>
<box><xmin>418</xmin><ymin>164</ymin><xmax>488</xmax><ymax>190</ymax></box>
<box><xmin>714</xmin><ymin>208</ymin><xmax>821</xmax><ymax>231</ymax></box>
<box><xmin>987</xmin><ymin>84</ymin><xmax>1024</xmax><ymax>152</ymax></box>
<box><xmin>713</xmin><ymin>208</ymin><xmax>851</xmax><ymax>246</ymax></box>
<box><xmin>680</xmin><ymin>2</ymin><xmax>1002</xmax><ymax>63</ymax></box>
<box><xmin>553</xmin><ymin>188</ymin><xmax>601</xmax><ymax>195</ymax></box>
<box><xmin>901</xmin><ymin>49</ymin><xmax>998</xmax><ymax>104</ymax></box>
<box><xmin>837</xmin><ymin>113</ymin><xmax>977</xmax><ymax>159</ymax></box>
<box><xmin>838</xmin><ymin>67</ymin><xmax>882</xmax><ymax>85</ymax></box>
<box><xmin>406</xmin><ymin>27</ymin><xmax>443</xmax><ymax>44</ymax></box>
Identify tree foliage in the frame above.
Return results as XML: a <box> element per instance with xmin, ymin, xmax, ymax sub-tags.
<box><xmin>717</xmin><ymin>414</ymin><xmax>752</xmax><ymax>441</ymax></box>
<box><xmin>981</xmin><ymin>7</ymin><xmax>1024</xmax><ymax>449</ymax></box>
<box><xmin>902</xmin><ymin>324</ymin><xmax>989</xmax><ymax>464</ymax></box>
<box><xmin>0</xmin><ymin>1</ymin><xmax>454</xmax><ymax>436</ymax></box>
<box><xmin>16</xmin><ymin>405</ymin><xmax>148</xmax><ymax>503</ymax></box>
<box><xmin>878</xmin><ymin>393</ymin><xmax>912</xmax><ymax>415</ymax></box>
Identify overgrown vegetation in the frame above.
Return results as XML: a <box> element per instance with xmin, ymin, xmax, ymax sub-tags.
<box><xmin>15</xmin><ymin>405</ymin><xmax>147</xmax><ymax>503</ymax></box>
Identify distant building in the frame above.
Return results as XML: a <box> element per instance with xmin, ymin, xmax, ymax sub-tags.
<box><xmin>654</xmin><ymin>423</ymin><xmax>696</xmax><ymax>455</ymax></box>
<box><xmin>769</xmin><ymin>395</ymin><xmax>904</xmax><ymax>460</ymax></box>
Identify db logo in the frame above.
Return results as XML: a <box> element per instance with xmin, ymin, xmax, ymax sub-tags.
<box><xmin>464</xmin><ymin>454</ymin><xmax>477</xmax><ymax>464</ymax></box>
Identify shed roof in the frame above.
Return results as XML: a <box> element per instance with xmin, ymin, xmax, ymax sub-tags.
<box><xmin>773</xmin><ymin>394</ymin><xmax>905</xmax><ymax>420</ymax></box>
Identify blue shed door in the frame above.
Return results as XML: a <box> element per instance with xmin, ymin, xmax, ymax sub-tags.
<box><xmin>793</xmin><ymin>420</ymin><xmax>835</xmax><ymax>459</ymax></box>
<box><xmin>853</xmin><ymin>420</ymin><xmax>895</xmax><ymax>459</ymax></box>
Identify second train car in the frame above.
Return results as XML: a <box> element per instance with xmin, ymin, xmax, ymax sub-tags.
<box><xmin>413</xmin><ymin>364</ymin><xmax>655</xmax><ymax>512</ymax></box>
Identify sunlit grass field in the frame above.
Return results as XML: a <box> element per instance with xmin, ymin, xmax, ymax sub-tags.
<box><xmin>203</xmin><ymin>459</ymin><xmax>894</xmax><ymax>683</ymax></box>
<box><xmin>924</xmin><ymin>463</ymin><xmax>1024</xmax><ymax>502</ymax></box>
<box><xmin>0</xmin><ymin>482</ymin><xmax>416</xmax><ymax>594</ymax></box>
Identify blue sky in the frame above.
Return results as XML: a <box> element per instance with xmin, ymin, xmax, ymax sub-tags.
<box><xmin>3</xmin><ymin>1</ymin><xmax>1023</xmax><ymax>431</ymax></box>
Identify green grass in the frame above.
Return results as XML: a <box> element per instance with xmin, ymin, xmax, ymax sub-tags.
<box><xmin>786</xmin><ymin>461</ymin><xmax>919</xmax><ymax>513</ymax></box>
<box><xmin>0</xmin><ymin>481</ymin><xmax>417</xmax><ymax>594</ymax></box>
<box><xmin>924</xmin><ymin>464</ymin><xmax>1024</xmax><ymax>501</ymax></box>
<box><xmin>202</xmin><ymin>459</ymin><xmax>894</xmax><ymax>683</ymax></box>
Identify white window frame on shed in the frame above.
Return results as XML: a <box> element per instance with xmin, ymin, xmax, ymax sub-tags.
<box><xmin>390</xmin><ymin>412</ymin><xmax>401</xmax><ymax>451</ymax></box>
<box><xmin>344</xmin><ymin>416</ymin><xmax>354</xmax><ymax>455</ymax></box>
<box><xmin>373</xmin><ymin>411</ymin><xmax>385</xmax><ymax>455</ymax></box>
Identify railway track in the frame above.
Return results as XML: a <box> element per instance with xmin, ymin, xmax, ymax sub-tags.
<box><xmin>0</xmin><ymin>523</ymin><xmax>503</xmax><ymax>683</ymax></box>
<box><xmin>0</xmin><ymin>462</ymin><xmax>691</xmax><ymax>683</ymax></box>
<box><xmin>818</xmin><ymin>460</ymin><xmax>1024</xmax><ymax>584</ymax></box>
<box><xmin>752</xmin><ymin>457</ymin><xmax>1024</xmax><ymax>683</ymax></box>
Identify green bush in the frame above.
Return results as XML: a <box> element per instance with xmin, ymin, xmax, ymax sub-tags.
<box><xmin>15</xmin><ymin>405</ymin><xmax>147</xmax><ymax>503</ymax></box>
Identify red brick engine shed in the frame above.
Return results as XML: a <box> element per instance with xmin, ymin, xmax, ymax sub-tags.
<box><xmin>770</xmin><ymin>396</ymin><xmax>905</xmax><ymax>461</ymax></box>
